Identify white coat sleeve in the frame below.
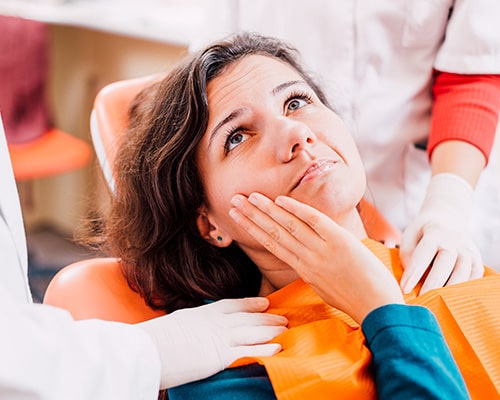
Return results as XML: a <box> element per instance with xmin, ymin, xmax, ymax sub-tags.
<box><xmin>0</xmin><ymin>116</ymin><xmax>161</xmax><ymax>399</ymax></box>
<box><xmin>435</xmin><ymin>0</ymin><xmax>500</xmax><ymax>73</ymax></box>
<box><xmin>0</xmin><ymin>297</ymin><xmax>161</xmax><ymax>400</ymax></box>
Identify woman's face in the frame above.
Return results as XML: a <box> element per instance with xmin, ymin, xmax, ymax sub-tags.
<box><xmin>197</xmin><ymin>54</ymin><xmax>366</xmax><ymax>252</ymax></box>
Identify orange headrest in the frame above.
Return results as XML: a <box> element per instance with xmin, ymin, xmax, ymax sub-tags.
<box><xmin>91</xmin><ymin>74</ymin><xmax>163</xmax><ymax>190</ymax></box>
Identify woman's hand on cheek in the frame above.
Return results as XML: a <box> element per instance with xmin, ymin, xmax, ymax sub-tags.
<box><xmin>229</xmin><ymin>193</ymin><xmax>404</xmax><ymax>324</ymax></box>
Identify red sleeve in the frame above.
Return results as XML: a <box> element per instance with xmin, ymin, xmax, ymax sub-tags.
<box><xmin>428</xmin><ymin>71</ymin><xmax>500</xmax><ymax>163</ymax></box>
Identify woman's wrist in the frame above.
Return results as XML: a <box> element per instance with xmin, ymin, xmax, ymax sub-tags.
<box><xmin>361</xmin><ymin>304</ymin><xmax>438</xmax><ymax>341</ymax></box>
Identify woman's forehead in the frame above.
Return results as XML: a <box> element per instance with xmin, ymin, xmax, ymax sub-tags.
<box><xmin>207</xmin><ymin>55</ymin><xmax>303</xmax><ymax>103</ymax></box>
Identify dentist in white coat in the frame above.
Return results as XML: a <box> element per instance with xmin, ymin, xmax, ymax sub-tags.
<box><xmin>0</xmin><ymin>117</ymin><xmax>286</xmax><ymax>399</ymax></box>
<box><xmin>196</xmin><ymin>0</ymin><xmax>500</xmax><ymax>287</ymax></box>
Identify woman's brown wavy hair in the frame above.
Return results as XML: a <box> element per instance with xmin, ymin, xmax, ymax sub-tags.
<box><xmin>97</xmin><ymin>32</ymin><xmax>332</xmax><ymax>313</ymax></box>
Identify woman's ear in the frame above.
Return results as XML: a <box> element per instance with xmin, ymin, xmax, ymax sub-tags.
<box><xmin>196</xmin><ymin>204</ymin><xmax>232</xmax><ymax>247</ymax></box>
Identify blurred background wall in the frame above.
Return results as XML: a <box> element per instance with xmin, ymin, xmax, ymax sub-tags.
<box><xmin>24</xmin><ymin>25</ymin><xmax>187</xmax><ymax>233</ymax></box>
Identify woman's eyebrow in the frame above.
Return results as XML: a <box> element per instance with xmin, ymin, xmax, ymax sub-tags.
<box><xmin>209</xmin><ymin>107</ymin><xmax>246</xmax><ymax>149</ymax></box>
<box><xmin>272</xmin><ymin>80</ymin><xmax>306</xmax><ymax>95</ymax></box>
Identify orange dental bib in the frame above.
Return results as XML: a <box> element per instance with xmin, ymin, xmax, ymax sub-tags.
<box><xmin>232</xmin><ymin>239</ymin><xmax>500</xmax><ymax>399</ymax></box>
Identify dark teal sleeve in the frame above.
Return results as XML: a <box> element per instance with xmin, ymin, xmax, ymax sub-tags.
<box><xmin>168</xmin><ymin>363</ymin><xmax>276</xmax><ymax>400</ymax></box>
<box><xmin>362</xmin><ymin>304</ymin><xmax>470</xmax><ymax>400</ymax></box>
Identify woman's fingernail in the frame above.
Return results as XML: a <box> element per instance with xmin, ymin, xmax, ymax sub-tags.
<box><xmin>248</xmin><ymin>192</ymin><xmax>263</xmax><ymax>205</ymax></box>
<box><xmin>275</xmin><ymin>196</ymin><xmax>286</xmax><ymax>207</ymax></box>
<box><xmin>229</xmin><ymin>208</ymin><xmax>241</xmax><ymax>222</ymax></box>
<box><xmin>231</xmin><ymin>195</ymin><xmax>242</xmax><ymax>208</ymax></box>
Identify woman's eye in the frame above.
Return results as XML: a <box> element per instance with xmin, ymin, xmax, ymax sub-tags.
<box><xmin>225</xmin><ymin>130</ymin><xmax>250</xmax><ymax>152</ymax></box>
<box><xmin>287</xmin><ymin>97</ymin><xmax>308</xmax><ymax>112</ymax></box>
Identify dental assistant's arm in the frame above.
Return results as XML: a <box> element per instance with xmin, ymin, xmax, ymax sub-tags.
<box><xmin>429</xmin><ymin>73</ymin><xmax>500</xmax><ymax>186</ymax></box>
<box><xmin>400</xmin><ymin>73</ymin><xmax>500</xmax><ymax>293</ymax></box>
<box><xmin>0</xmin><ymin>297</ymin><xmax>162</xmax><ymax>400</ymax></box>
<box><xmin>0</xmin><ymin>289</ymin><xmax>285</xmax><ymax>400</ymax></box>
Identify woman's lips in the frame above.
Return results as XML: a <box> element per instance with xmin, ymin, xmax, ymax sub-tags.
<box><xmin>294</xmin><ymin>159</ymin><xmax>338</xmax><ymax>189</ymax></box>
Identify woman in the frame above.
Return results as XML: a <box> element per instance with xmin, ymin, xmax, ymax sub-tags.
<box><xmin>195</xmin><ymin>0</ymin><xmax>500</xmax><ymax>279</ymax></box>
<box><xmin>100</xmin><ymin>33</ymin><xmax>500</xmax><ymax>398</ymax></box>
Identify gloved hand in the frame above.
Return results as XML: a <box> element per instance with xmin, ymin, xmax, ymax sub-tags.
<box><xmin>400</xmin><ymin>173</ymin><xmax>484</xmax><ymax>294</ymax></box>
<box><xmin>137</xmin><ymin>297</ymin><xmax>287</xmax><ymax>389</ymax></box>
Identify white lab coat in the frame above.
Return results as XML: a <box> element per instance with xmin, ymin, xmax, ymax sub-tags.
<box><xmin>0</xmin><ymin>118</ymin><xmax>160</xmax><ymax>399</ymax></box>
<box><xmin>195</xmin><ymin>0</ymin><xmax>500</xmax><ymax>269</ymax></box>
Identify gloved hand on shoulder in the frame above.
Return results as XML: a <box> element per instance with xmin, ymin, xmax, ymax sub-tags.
<box><xmin>400</xmin><ymin>173</ymin><xmax>484</xmax><ymax>294</ymax></box>
<box><xmin>137</xmin><ymin>297</ymin><xmax>287</xmax><ymax>389</ymax></box>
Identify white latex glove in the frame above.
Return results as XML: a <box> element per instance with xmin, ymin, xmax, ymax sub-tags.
<box><xmin>400</xmin><ymin>173</ymin><xmax>484</xmax><ymax>294</ymax></box>
<box><xmin>137</xmin><ymin>297</ymin><xmax>287</xmax><ymax>389</ymax></box>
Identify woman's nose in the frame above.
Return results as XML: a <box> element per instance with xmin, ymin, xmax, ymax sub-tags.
<box><xmin>273</xmin><ymin>118</ymin><xmax>315</xmax><ymax>162</ymax></box>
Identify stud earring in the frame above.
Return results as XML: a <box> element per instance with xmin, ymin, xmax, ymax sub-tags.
<box><xmin>217</xmin><ymin>236</ymin><xmax>223</xmax><ymax>242</ymax></box>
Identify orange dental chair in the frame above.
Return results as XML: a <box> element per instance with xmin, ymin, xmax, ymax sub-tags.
<box><xmin>43</xmin><ymin>74</ymin><xmax>401</xmax><ymax>323</ymax></box>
